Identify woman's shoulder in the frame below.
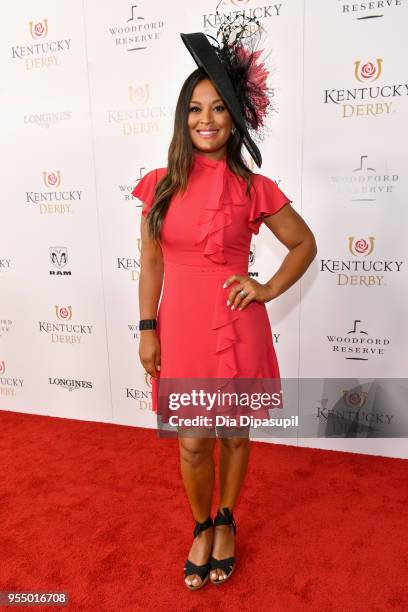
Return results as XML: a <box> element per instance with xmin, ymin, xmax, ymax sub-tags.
<box><xmin>131</xmin><ymin>167</ymin><xmax>167</xmax><ymax>202</ymax></box>
<box><xmin>140</xmin><ymin>166</ymin><xmax>167</xmax><ymax>182</ymax></box>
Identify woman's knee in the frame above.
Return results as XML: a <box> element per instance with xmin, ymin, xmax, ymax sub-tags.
<box><xmin>179</xmin><ymin>437</ymin><xmax>215</xmax><ymax>469</ymax></box>
<box><xmin>220</xmin><ymin>435</ymin><xmax>250</xmax><ymax>452</ymax></box>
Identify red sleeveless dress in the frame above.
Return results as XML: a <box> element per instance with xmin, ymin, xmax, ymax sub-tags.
<box><xmin>132</xmin><ymin>152</ymin><xmax>292</xmax><ymax>422</ymax></box>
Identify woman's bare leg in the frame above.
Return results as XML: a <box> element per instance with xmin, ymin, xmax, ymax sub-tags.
<box><xmin>210</xmin><ymin>432</ymin><xmax>250</xmax><ymax>581</ymax></box>
<box><xmin>179</xmin><ymin>431</ymin><xmax>216</xmax><ymax>587</ymax></box>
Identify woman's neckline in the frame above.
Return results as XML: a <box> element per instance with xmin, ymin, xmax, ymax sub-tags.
<box><xmin>193</xmin><ymin>150</ymin><xmax>227</xmax><ymax>169</ymax></box>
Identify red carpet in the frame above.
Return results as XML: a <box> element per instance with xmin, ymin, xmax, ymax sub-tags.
<box><xmin>0</xmin><ymin>409</ymin><xmax>407</xmax><ymax>611</ymax></box>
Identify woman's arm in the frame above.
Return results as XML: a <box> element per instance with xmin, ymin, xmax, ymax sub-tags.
<box><xmin>262</xmin><ymin>203</ymin><xmax>317</xmax><ymax>300</ymax></box>
<box><xmin>138</xmin><ymin>215</ymin><xmax>164</xmax><ymax>378</ymax></box>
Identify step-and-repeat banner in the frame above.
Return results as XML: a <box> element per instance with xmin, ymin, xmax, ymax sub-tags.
<box><xmin>1</xmin><ymin>1</ymin><xmax>407</xmax><ymax>457</ymax></box>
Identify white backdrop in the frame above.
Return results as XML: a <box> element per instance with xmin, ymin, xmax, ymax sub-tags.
<box><xmin>1</xmin><ymin>0</ymin><xmax>407</xmax><ymax>458</ymax></box>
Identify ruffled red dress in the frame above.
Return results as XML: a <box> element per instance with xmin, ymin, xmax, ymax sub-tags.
<box><xmin>132</xmin><ymin>151</ymin><xmax>292</xmax><ymax>423</ymax></box>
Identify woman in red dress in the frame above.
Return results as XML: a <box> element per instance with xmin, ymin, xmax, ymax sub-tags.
<box><xmin>133</xmin><ymin>16</ymin><xmax>317</xmax><ymax>590</ymax></box>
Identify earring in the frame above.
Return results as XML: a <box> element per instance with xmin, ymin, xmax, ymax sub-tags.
<box><xmin>231</xmin><ymin>126</ymin><xmax>236</xmax><ymax>135</ymax></box>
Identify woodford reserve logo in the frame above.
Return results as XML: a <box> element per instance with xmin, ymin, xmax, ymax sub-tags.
<box><xmin>11</xmin><ymin>19</ymin><xmax>71</xmax><ymax>70</ymax></box>
<box><xmin>337</xmin><ymin>0</ymin><xmax>403</xmax><ymax>20</ymax></box>
<box><xmin>39</xmin><ymin>306</ymin><xmax>93</xmax><ymax>344</ymax></box>
<box><xmin>108</xmin><ymin>5</ymin><xmax>165</xmax><ymax>52</ymax></box>
<box><xmin>320</xmin><ymin>236</ymin><xmax>403</xmax><ymax>286</ymax></box>
<box><xmin>324</xmin><ymin>58</ymin><xmax>408</xmax><ymax>118</ymax></box>
<box><xmin>326</xmin><ymin>319</ymin><xmax>390</xmax><ymax>361</ymax></box>
<box><xmin>26</xmin><ymin>171</ymin><xmax>83</xmax><ymax>215</ymax></box>
<box><xmin>329</xmin><ymin>154</ymin><xmax>400</xmax><ymax>202</ymax></box>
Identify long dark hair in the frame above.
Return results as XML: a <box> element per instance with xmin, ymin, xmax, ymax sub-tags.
<box><xmin>145</xmin><ymin>68</ymin><xmax>254</xmax><ymax>240</ymax></box>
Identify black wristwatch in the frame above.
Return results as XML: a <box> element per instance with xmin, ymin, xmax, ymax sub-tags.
<box><xmin>139</xmin><ymin>319</ymin><xmax>157</xmax><ymax>330</ymax></box>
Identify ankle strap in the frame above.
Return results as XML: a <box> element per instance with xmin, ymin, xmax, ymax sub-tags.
<box><xmin>214</xmin><ymin>507</ymin><xmax>236</xmax><ymax>535</ymax></box>
<box><xmin>193</xmin><ymin>516</ymin><xmax>213</xmax><ymax>538</ymax></box>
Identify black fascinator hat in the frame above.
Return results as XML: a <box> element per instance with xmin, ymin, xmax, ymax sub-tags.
<box><xmin>180</xmin><ymin>3</ymin><xmax>273</xmax><ymax>168</ymax></box>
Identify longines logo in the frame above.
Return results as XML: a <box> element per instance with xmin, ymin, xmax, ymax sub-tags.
<box><xmin>11</xmin><ymin>19</ymin><xmax>72</xmax><ymax>70</ymax></box>
<box><xmin>329</xmin><ymin>154</ymin><xmax>400</xmax><ymax>201</ymax></box>
<box><xmin>324</xmin><ymin>58</ymin><xmax>407</xmax><ymax>118</ymax></box>
<box><xmin>202</xmin><ymin>2</ymin><xmax>285</xmax><ymax>30</ymax></box>
<box><xmin>0</xmin><ymin>319</ymin><xmax>13</xmax><ymax>339</ymax></box>
<box><xmin>24</xmin><ymin>110</ymin><xmax>71</xmax><ymax>129</ymax></box>
<box><xmin>107</xmin><ymin>84</ymin><xmax>174</xmax><ymax>136</ymax></box>
<box><xmin>108</xmin><ymin>5</ymin><xmax>165</xmax><ymax>52</ymax></box>
<box><xmin>337</xmin><ymin>1</ymin><xmax>403</xmax><ymax>20</ymax></box>
<box><xmin>49</xmin><ymin>246</ymin><xmax>71</xmax><ymax>276</ymax></box>
<box><xmin>0</xmin><ymin>258</ymin><xmax>11</xmax><ymax>273</ymax></box>
<box><xmin>49</xmin><ymin>377</ymin><xmax>93</xmax><ymax>392</ymax></box>
<box><xmin>0</xmin><ymin>362</ymin><xmax>24</xmax><ymax>396</ymax></box>
<box><xmin>39</xmin><ymin>306</ymin><xmax>93</xmax><ymax>344</ymax></box>
<box><xmin>320</xmin><ymin>236</ymin><xmax>403</xmax><ymax>286</ymax></box>
<box><xmin>26</xmin><ymin>171</ymin><xmax>83</xmax><ymax>215</ymax></box>
<box><xmin>326</xmin><ymin>319</ymin><xmax>390</xmax><ymax>360</ymax></box>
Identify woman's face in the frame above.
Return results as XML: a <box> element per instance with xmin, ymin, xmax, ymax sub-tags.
<box><xmin>187</xmin><ymin>78</ymin><xmax>234</xmax><ymax>160</ymax></box>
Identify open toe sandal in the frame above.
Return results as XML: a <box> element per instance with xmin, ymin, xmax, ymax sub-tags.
<box><xmin>209</xmin><ymin>507</ymin><xmax>236</xmax><ymax>585</ymax></box>
<box><xmin>184</xmin><ymin>516</ymin><xmax>213</xmax><ymax>591</ymax></box>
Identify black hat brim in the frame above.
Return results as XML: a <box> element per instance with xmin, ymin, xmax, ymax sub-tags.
<box><xmin>180</xmin><ymin>32</ymin><xmax>262</xmax><ymax>168</ymax></box>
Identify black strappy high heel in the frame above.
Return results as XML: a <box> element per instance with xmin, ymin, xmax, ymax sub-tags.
<box><xmin>209</xmin><ymin>507</ymin><xmax>236</xmax><ymax>584</ymax></box>
<box><xmin>184</xmin><ymin>516</ymin><xmax>213</xmax><ymax>590</ymax></box>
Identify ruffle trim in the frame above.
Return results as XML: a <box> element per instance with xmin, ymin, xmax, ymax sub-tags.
<box><xmin>248</xmin><ymin>174</ymin><xmax>293</xmax><ymax>235</ymax></box>
<box><xmin>211</xmin><ymin>283</ymin><xmax>240</xmax><ymax>382</ymax></box>
<box><xmin>193</xmin><ymin>159</ymin><xmax>247</xmax><ymax>265</ymax></box>
<box><xmin>192</xmin><ymin>157</ymin><xmax>248</xmax><ymax>384</ymax></box>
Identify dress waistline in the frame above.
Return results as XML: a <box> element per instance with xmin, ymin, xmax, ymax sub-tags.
<box><xmin>164</xmin><ymin>259</ymin><xmax>248</xmax><ymax>277</ymax></box>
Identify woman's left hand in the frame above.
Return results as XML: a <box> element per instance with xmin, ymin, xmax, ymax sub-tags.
<box><xmin>222</xmin><ymin>275</ymin><xmax>275</xmax><ymax>311</ymax></box>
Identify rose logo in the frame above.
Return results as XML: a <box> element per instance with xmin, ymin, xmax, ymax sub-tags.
<box><xmin>348</xmin><ymin>236</ymin><xmax>375</xmax><ymax>257</ymax></box>
<box><xmin>354</xmin><ymin>58</ymin><xmax>382</xmax><ymax>82</ymax></box>
<box><xmin>355</xmin><ymin>239</ymin><xmax>369</xmax><ymax>254</ymax></box>
<box><xmin>0</xmin><ymin>361</ymin><xmax>5</xmax><ymax>375</ymax></box>
<box><xmin>43</xmin><ymin>171</ymin><xmax>61</xmax><ymax>189</ymax></box>
<box><xmin>54</xmin><ymin>305</ymin><xmax>72</xmax><ymax>321</ymax></box>
<box><xmin>34</xmin><ymin>23</ymin><xmax>44</xmax><ymax>36</ymax></box>
<box><xmin>29</xmin><ymin>19</ymin><xmax>48</xmax><ymax>39</ymax></box>
<box><xmin>343</xmin><ymin>390</ymin><xmax>367</xmax><ymax>408</ymax></box>
<box><xmin>361</xmin><ymin>62</ymin><xmax>376</xmax><ymax>79</ymax></box>
<box><xmin>128</xmin><ymin>84</ymin><xmax>150</xmax><ymax>105</ymax></box>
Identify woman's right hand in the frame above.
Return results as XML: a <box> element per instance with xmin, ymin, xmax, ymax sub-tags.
<box><xmin>139</xmin><ymin>330</ymin><xmax>161</xmax><ymax>378</ymax></box>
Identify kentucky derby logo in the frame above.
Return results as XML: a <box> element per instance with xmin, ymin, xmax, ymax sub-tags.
<box><xmin>29</xmin><ymin>19</ymin><xmax>48</xmax><ymax>39</ymax></box>
<box><xmin>322</xmin><ymin>58</ymin><xmax>407</xmax><ymax>118</ymax></box>
<box><xmin>43</xmin><ymin>171</ymin><xmax>61</xmax><ymax>188</ymax></box>
<box><xmin>348</xmin><ymin>237</ymin><xmax>375</xmax><ymax>257</ymax></box>
<box><xmin>128</xmin><ymin>84</ymin><xmax>150</xmax><ymax>105</ymax></box>
<box><xmin>354</xmin><ymin>59</ymin><xmax>382</xmax><ymax>82</ymax></box>
<box><xmin>55</xmin><ymin>305</ymin><xmax>72</xmax><ymax>321</ymax></box>
<box><xmin>50</xmin><ymin>247</ymin><xmax>68</xmax><ymax>269</ymax></box>
<box><xmin>0</xmin><ymin>361</ymin><xmax>5</xmax><ymax>375</ymax></box>
<box><xmin>342</xmin><ymin>390</ymin><xmax>368</xmax><ymax>408</ymax></box>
